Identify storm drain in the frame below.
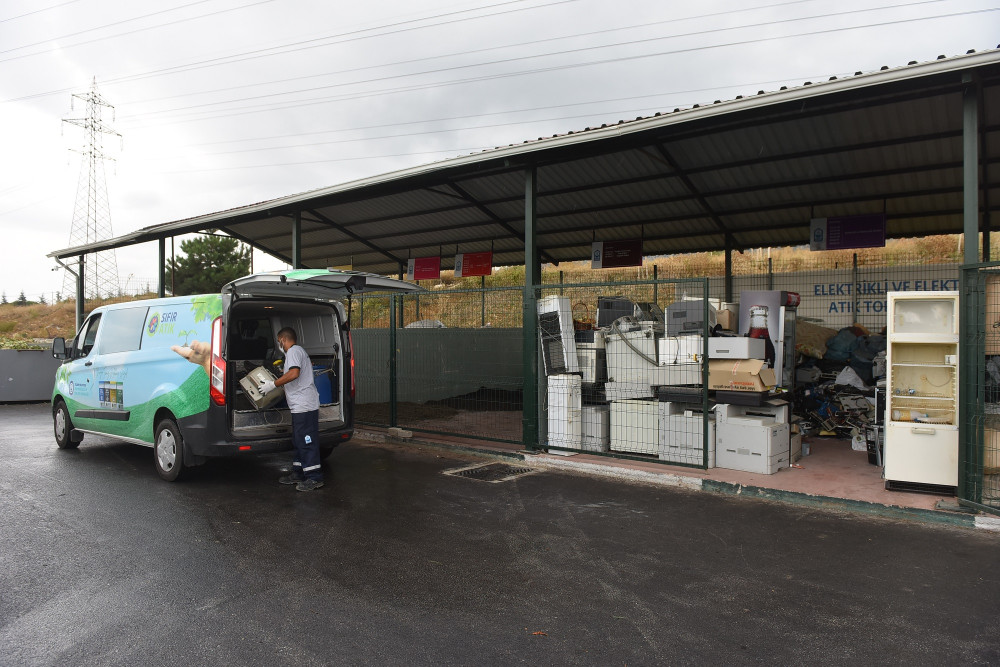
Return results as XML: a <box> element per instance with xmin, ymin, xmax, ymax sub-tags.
<box><xmin>443</xmin><ymin>462</ymin><xmax>536</xmax><ymax>483</ymax></box>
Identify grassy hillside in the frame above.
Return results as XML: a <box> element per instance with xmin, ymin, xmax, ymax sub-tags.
<box><xmin>0</xmin><ymin>235</ymin><xmax>966</xmax><ymax>346</ymax></box>
<box><xmin>0</xmin><ymin>294</ymin><xmax>156</xmax><ymax>349</ymax></box>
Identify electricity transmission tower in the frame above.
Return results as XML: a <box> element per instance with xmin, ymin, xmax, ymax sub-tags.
<box><xmin>62</xmin><ymin>78</ymin><xmax>121</xmax><ymax>300</ymax></box>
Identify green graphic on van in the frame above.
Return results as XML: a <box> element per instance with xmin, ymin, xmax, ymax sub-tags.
<box><xmin>192</xmin><ymin>295</ymin><xmax>222</xmax><ymax>323</ymax></box>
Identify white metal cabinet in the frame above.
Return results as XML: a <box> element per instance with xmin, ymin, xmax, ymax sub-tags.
<box><xmin>581</xmin><ymin>404</ymin><xmax>610</xmax><ymax>452</ymax></box>
<box><xmin>659</xmin><ymin>401</ymin><xmax>715</xmax><ymax>467</ymax></box>
<box><xmin>884</xmin><ymin>291</ymin><xmax>959</xmax><ymax>489</ymax></box>
<box><xmin>547</xmin><ymin>374</ymin><xmax>581</xmax><ymax>453</ymax></box>
<box><xmin>610</xmin><ymin>399</ymin><xmax>659</xmax><ymax>454</ymax></box>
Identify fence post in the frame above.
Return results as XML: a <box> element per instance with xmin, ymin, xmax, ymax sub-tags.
<box><xmin>653</xmin><ymin>264</ymin><xmax>658</xmax><ymax>304</ymax></box>
<box><xmin>481</xmin><ymin>276</ymin><xmax>486</xmax><ymax>328</ymax></box>
<box><xmin>958</xmin><ymin>266</ymin><xmax>984</xmax><ymax>504</ymax></box>
<box><xmin>522</xmin><ymin>167</ymin><xmax>540</xmax><ymax>450</ymax></box>
<box><xmin>157</xmin><ymin>238</ymin><xmax>166</xmax><ymax>298</ymax></box>
<box><xmin>852</xmin><ymin>253</ymin><xmax>859</xmax><ymax>325</ymax></box>
<box><xmin>389</xmin><ymin>294</ymin><xmax>398</xmax><ymax>428</ymax></box>
<box><xmin>768</xmin><ymin>257</ymin><xmax>773</xmax><ymax>290</ymax></box>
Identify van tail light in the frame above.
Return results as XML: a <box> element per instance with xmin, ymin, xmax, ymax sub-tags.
<box><xmin>210</xmin><ymin>316</ymin><xmax>226</xmax><ymax>406</ymax></box>
<box><xmin>348</xmin><ymin>330</ymin><xmax>355</xmax><ymax>399</ymax></box>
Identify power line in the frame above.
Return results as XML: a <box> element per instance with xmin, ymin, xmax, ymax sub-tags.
<box><xmin>114</xmin><ymin>0</ymin><xmax>830</xmax><ymax>109</ymax></box>
<box><xmin>116</xmin><ymin>0</ymin><xmax>970</xmax><ymax>125</ymax></box>
<box><xmin>0</xmin><ymin>0</ymin><xmax>276</xmax><ymax>65</ymax></box>
<box><xmin>150</xmin><ymin>75</ymin><xmax>843</xmax><ymax>158</ymax></box>
<box><xmin>1</xmin><ymin>0</ymin><xmax>229</xmax><ymax>55</ymax></box>
<box><xmin>120</xmin><ymin>5</ymin><xmax>999</xmax><ymax>135</ymax></box>
<box><xmin>0</xmin><ymin>0</ymin><xmax>83</xmax><ymax>23</ymax></box>
<box><xmin>0</xmin><ymin>0</ymin><xmax>575</xmax><ymax>85</ymax></box>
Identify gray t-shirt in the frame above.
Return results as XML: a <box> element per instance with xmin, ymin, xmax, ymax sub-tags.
<box><xmin>282</xmin><ymin>344</ymin><xmax>320</xmax><ymax>413</ymax></box>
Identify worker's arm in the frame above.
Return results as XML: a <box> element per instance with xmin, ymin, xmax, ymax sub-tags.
<box><xmin>259</xmin><ymin>366</ymin><xmax>299</xmax><ymax>394</ymax></box>
<box><xmin>275</xmin><ymin>367</ymin><xmax>300</xmax><ymax>387</ymax></box>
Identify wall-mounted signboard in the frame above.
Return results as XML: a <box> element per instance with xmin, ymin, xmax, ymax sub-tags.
<box><xmin>454</xmin><ymin>251</ymin><xmax>492</xmax><ymax>277</ymax></box>
<box><xmin>406</xmin><ymin>256</ymin><xmax>441</xmax><ymax>281</ymax></box>
<box><xmin>591</xmin><ymin>239</ymin><xmax>643</xmax><ymax>269</ymax></box>
<box><xmin>810</xmin><ymin>214</ymin><xmax>886</xmax><ymax>251</ymax></box>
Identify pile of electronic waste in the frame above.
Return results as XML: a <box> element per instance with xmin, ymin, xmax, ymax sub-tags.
<box><xmin>540</xmin><ymin>291</ymin><xmax>802</xmax><ymax>474</ymax></box>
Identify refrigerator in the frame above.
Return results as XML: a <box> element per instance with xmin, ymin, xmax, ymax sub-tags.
<box><xmin>738</xmin><ymin>290</ymin><xmax>798</xmax><ymax>390</ymax></box>
<box><xmin>883</xmin><ymin>291</ymin><xmax>959</xmax><ymax>490</ymax></box>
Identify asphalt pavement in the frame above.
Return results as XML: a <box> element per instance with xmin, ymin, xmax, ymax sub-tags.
<box><xmin>1</xmin><ymin>402</ymin><xmax>999</xmax><ymax>665</ymax></box>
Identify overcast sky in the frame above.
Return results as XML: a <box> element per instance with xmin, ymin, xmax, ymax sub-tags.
<box><xmin>0</xmin><ymin>0</ymin><xmax>997</xmax><ymax>301</ymax></box>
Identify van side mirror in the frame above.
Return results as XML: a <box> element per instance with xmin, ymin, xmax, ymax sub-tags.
<box><xmin>52</xmin><ymin>337</ymin><xmax>68</xmax><ymax>360</ymax></box>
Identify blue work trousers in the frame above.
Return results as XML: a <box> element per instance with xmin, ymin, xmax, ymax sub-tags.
<box><xmin>291</xmin><ymin>410</ymin><xmax>322</xmax><ymax>481</ymax></box>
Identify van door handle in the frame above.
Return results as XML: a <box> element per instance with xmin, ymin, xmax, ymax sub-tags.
<box><xmin>84</xmin><ymin>361</ymin><xmax>93</xmax><ymax>366</ymax></box>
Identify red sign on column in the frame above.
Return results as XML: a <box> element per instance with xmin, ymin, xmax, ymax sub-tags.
<box><xmin>454</xmin><ymin>251</ymin><xmax>493</xmax><ymax>277</ymax></box>
<box><xmin>406</xmin><ymin>256</ymin><xmax>440</xmax><ymax>281</ymax></box>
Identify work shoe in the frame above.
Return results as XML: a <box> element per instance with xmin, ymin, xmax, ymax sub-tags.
<box><xmin>279</xmin><ymin>474</ymin><xmax>304</xmax><ymax>485</ymax></box>
<box><xmin>296</xmin><ymin>479</ymin><xmax>325</xmax><ymax>492</ymax></box>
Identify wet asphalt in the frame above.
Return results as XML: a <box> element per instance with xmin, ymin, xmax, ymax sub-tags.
<box><xmin>1</xmin><ymin>402</ymin><xmax>999</xmax><ymax>665</ymax></box>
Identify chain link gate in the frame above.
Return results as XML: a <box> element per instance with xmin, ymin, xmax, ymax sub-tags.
<box><xmin>959</xmin><ymin>264</ymin><xmax>1000</xmax><ymax>514</ymax></box>
<box><xmin>536</xmin><ymin>277</ymin><xmax>715</xmax><ymax>469</ymax></box>
<box><xmin>352</xmin><ymin>287</ymin><xmax>525</xmax><ymax>444</ymax></box>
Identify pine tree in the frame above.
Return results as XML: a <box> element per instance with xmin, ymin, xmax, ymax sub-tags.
<box><xmin>38</xmin><ymin>294</ymin><xmax>47</xmax><ymax>305</ymax></box>
<box><xmin>167</xmin><ymin>234</ymin><xmax>252</xmax><ymax>296</ymax></box>
<box><xmin>0</xmin><ymin>291</ymin><xmax>7</xmax><ymax>305</ymax></box>
<box><xmin>15</xmin><ymin>291</ymin><xmax>27</xmax><ymax>306</ymax></box>
<box><xmin>55</xmin><ymin>291</ymin><xmax>62</xmax><ymax>303</ymax></box>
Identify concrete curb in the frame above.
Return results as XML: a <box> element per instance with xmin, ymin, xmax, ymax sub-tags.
<box><xmin>700</xmin><ymin>479</ymin><xmax>977</xmax><ymax>528</ymax></box>
<box><xmin>361</xmin><ymin>428</ymin><xmax>997</xmax><ymax>532</ymax></box>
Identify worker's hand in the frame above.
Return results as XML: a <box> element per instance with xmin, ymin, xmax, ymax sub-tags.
<box><xmin>259</xmin><ymin>380</ymin><xmax>276</xmax><ymax>394</ymax></box>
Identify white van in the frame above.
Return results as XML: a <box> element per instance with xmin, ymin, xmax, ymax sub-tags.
<box><xmin>50</xmin><ymin>270</ymin><xmax>417</xmax><ymax>480</ymax></box>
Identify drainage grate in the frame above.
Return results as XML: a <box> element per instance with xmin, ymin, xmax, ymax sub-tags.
<box><xmin>443</xmin><ymin>462</ymin><xmax>536</xmax><ymax>483</ymax></box>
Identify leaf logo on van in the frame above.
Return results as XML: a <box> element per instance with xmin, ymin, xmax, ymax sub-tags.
<box><xmin>148</xmin><ymin>313</ymin><xmax>160</xmax><ymax>335</ymax></box>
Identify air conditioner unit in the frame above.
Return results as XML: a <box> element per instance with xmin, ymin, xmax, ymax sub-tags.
<box><xmin>538</xmin><ymin>295</ymin><xmax>579</xmax><ymax>376</ymax></box>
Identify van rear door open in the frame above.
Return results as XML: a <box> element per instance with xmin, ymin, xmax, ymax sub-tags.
<box><xmin>222</xmin><ymin>269</ymin><xmax>422</xmax><ymax>304</ymax></box>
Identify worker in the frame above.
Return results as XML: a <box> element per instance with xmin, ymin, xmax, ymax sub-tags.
<box><xmin>259</xmin><ymin>327</ymin><xmax>323</xmax><ymax>491</ymax></box>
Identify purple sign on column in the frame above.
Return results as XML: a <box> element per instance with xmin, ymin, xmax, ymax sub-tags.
<box><xmin>810</xmin><ymin>214</ymin><xmax>885</xmax><ymax>251</ymax></box>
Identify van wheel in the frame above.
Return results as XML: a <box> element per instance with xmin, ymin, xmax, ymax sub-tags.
<box><xmin>154</xmin><ymin>419</ymin><xmax>186</xmax><ymax>482</ymax></box>
<box><xmin>54</xmin><ymin>401</ymin><xmax>80</xmax><ymax>449</ymax></box>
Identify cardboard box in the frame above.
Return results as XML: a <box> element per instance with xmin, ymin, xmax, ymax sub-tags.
<box><xmin>708</xmin><ymin>359</ymin><xmax>776</xmax><ymax>392</ymax></box>
<box><xmin>985</xmin><ymin>427</ymin><xmax>1000</xmax><ymax>474</ymax></box>
<box><xmin>716</xmin><ymin>308</ymin><xmax>737</xmax><ymax>331</ymax></box>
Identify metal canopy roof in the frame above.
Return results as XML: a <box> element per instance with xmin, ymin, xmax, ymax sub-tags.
<box><xmin>50</xmin><ymin>49</ymin><xmax>1000</xmax><ymax>275</ymax></box>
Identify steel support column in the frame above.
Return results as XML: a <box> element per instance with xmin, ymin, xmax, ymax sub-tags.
<box><xmin>724</xmin><ymin>238</ymin><xmax>733</xmax><ymax>303</ymax></box>
<box><xmin>963</xmin><ymin>73</ymin><xmax>980</xmax><ymax>264</ymax></box>
<box><xmin>76</xmin><ymin>256</ymin><xmax>85</xmax><ymax>332</ymax></box>
<box><xmin>292</xmin><ymin>211</ymin><xmax>302</xmax><ymax>269</ymax></box>
<box><xmin>389</xmin><ymin>294</ymin><xmax>398</xmax><ymax>428</ymax></box>
<box><xmin>522</xmin><ymin>167</ymin><xmax>540</xmax><ymax>450</ymax></box>
<box><xmin>157</xmin><ymin>237</ymin><xmax>166</xmax><ymax>298</ymax></box>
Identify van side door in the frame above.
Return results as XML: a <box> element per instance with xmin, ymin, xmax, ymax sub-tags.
<box><xmin>64</xmin><ymin>313</ymin><xmax>103</xmax><ymax>432</ymax></box>
<box><xmin>87</xmin><ymin>306</ymin><xmax>149</xmax><ymax>438</ymax></box>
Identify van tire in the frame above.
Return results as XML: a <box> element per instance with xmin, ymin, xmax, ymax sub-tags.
<box><xmin>53</xmin><ymin>401</ymin><xmax>79</xmax><ymax>450</ymax></box>
<box><xmin>154</xmin><ymin>419</ymin><xmax>186</xmax><ymax>482</ymax></box>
